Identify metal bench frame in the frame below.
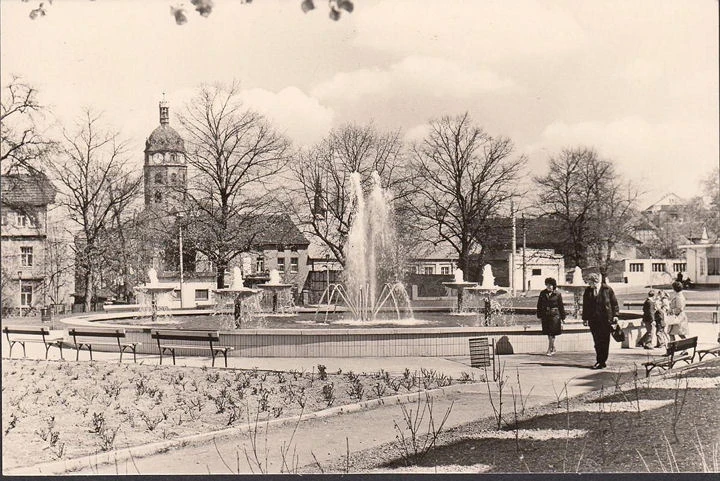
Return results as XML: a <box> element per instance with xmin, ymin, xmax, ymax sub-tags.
<box><xmin>3</xmin><ymin>326</ymin><xmax>64</xmax><ymax>359</ymax></box>
<box><xmin>68</xmin><ymin>328</ymin><xmax>140</xmax><ymax>363</ymax></box>
<box><xmin>151</xmin><ymin>330</ymin><xmax>233</xmax><ymax>367</ymax></box>
<box><xmin>642</xmin><ymin>336</ymin><xmax>698</xmax><ymax>377</ymax></box>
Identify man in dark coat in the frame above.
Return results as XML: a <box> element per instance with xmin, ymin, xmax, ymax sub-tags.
<box><xmin>641</xmin><ymin>290</ymin><xmax>657</xmax><ymax>349</ymax></box>
<box><xmin>581</xmin><ymin>273</ymin><xmax>619</xmax><ymax>369</ymax></box>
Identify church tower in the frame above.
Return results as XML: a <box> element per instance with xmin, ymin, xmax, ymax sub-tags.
<box><xmin>144</xmin><ymin>98</ymin><xmax>187</xmax><ymax>209</ymax></box>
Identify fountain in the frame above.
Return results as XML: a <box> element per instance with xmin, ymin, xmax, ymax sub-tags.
<box><xmin>559</xmin><ymin>266</ymin><xmax>587</xmax><ymax>318</ymax></box>
<box><xmin>257</xmin><ymin>269</ymin><xmax>295</xmax><ymax>315</ymax></box>
<box><xmin>442</xmin><ymin>268</ymin><xmax>478</xmax><ymax>314</ymax></box>
<box><xmin>465</xmin><ymin>264</ymin><xmax>508</xmax><ymax>324</ymax></box>
<box><xmin>213</xmin><ymin>267</ymin><xmax>261</xmax><ymax>328</ymax></box>
<box><xmin>315</xmin><ymin>171</ymin><xmax>412</xmax><ymax>322</ymax></box>
<box><xmin>133</xmin><ymin>268</ymin><xmax>176</xmax><ymax>323</ymax></box>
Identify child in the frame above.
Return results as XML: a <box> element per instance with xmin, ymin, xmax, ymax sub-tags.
<box><xmin>654</xmin><ymin>290</ymin><xmax>670</xmax><ymax>348</ymax></box>
<box><xmin>640</xmin><ymin>290</ymin><xmax>656</xmax><ymax>349</ymax></box>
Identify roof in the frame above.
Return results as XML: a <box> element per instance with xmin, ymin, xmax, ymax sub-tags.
<box><xmin>482</xmin><ymin>216</ymin><xmax>568</xmax><ymax>251</ymax></box>
<box><xmin>252</xmin><ymin>214</ymin><xmax>309</xmax><ymax>248</ymax></box>
<box><xmin>408</xmin><ymin>240</ymin><xmax>463</xmax><ymax>260</ymax></box>
<box><xmin>1</xmin><ymin>174</ymin><xmax>56</xmax><ymax>206</ymax></box>
<box><xmin>145</xmin><ymin>124</ymin><xmax>185</xmax><ymax>153</ymax></box>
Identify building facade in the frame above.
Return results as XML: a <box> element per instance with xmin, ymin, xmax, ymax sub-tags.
<box><xmin>0</xmin><ymin>174</ymin><xmax>66</xmax><ymax>313</ymax></box>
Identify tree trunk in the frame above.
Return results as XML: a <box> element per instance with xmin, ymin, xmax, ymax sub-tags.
<box><xmin>83</xmin><ymin>270</ymin><xmax>93</xmax><ymax>312</ymax></box>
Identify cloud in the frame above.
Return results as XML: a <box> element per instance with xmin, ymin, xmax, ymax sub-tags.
<box><xmin>353</xmin><ymin>0</ymin><xmax>589</xmax><ymax>62</ymax></box>
<box><xmin>312</xmin><ymin>55</ymin><xmax>516</xmax><ymax>103</ymax></box>
<box><xmin>238</xmin><ymin>87</ymin><xmax>334</xmax><ymax>147</ymax></box>
<box><xmin>525</xmin><ymin>116</ymin><xmax>719</xmax><ymax>199</ymax></box>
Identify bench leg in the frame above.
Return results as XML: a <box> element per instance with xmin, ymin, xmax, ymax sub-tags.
<box><xmin>76</xmin><ymin>346</ymin><xmax>80</xmax><ymax>361</ymax></box>
<box><xmin>88</xmin><ymin>345</ymin><xmax>93</xmax><ymax>361</ymax></box>
<box><xmin>133</xmin><ymin>347</ymin><xmax>137</xmax><ymax>363</ymax></box>
<box><xmin>222</xmin><ymin>350</ymin><xmax>228</xmax><ymax>368</ymax></box>
<box><xmin>211</xmin><ymin>350</ymin><xmax>216</xmax><ymax>368</ymax></box>
<box><xmin>119</xmin><ymin>348</ymin><xmax>123</xmax><ymax>364</ymax></box>
<box><xmin>58</xmin><ymin>343</ymin><xmax>64</xmax><ymax>360</ymax></box>
<box><xmin>171</xmin><ymin>348</ymin><xmax>176</xmax><ymax>366</ymax></box>
<box><xmin>159</xmin><ymin>348</ymin><xmax>163</xmax><ymax>365</ymax></box>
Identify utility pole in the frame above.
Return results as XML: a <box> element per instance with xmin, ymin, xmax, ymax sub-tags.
<box><xmin>510</xmin><ymin>201</ymin><xmax>516</xmax><ymax>297</ymax></box>
<box><xmin>522</xmin><ymin>213</ymin><xmax>527</xmax><ymax>293</ymax></box>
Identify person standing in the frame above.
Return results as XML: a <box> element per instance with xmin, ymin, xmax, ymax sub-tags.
<box><xmin>641</xmin><ymin>290</ymin><xmax>657</xmax><ymax>349</ymax></box>
<box><xmin>654</xmin><ymin>290</ymin><xmax>670</xmax><ymax>348</ymax></box>
<box><xmin>582</xmin><ymin>273</ymin><xmax>619</xmax><ymax>369</ymax></box>
<box><xmin>537</xmin><ymin>277</ymin><xmax>566</xmax><ymax>356</ymax></box>
<box><xmin>668</xmin><ymin>281</ymin><xmax>689</xmax><ymax>341</ymax></box>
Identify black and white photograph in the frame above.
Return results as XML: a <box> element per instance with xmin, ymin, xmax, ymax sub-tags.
<box><xmin>1</xmin><ymin>0</ymin><xmax>718</xmax><ymax>476</ymax></box>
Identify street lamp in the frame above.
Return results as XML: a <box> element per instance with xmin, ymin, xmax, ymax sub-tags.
<box><xmin>17</xmin><ymin>271</ymin><xmax>23</xmax><ymax>317</ymax></box>
<box><xmin>177</xmin><ymin>213</ymin><xmax>185</xmax><ymax>309</ymax></box>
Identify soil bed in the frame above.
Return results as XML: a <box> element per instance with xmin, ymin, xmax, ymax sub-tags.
<box><xmin>1</xmin><ymin>358</ymin><xmax>472</xmax><ymax>470</ymax></box>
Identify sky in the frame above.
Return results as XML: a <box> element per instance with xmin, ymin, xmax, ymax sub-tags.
<box><xmin>1</xmin><ymin>0</ymin><xmax>718</xmax><ymax>207</ymax></box>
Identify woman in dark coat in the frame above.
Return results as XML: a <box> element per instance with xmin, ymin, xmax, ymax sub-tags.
<box><xmin>536</xmin><ymin>277</ymin><xmax>566</xmax><ymax>356</ymax></box>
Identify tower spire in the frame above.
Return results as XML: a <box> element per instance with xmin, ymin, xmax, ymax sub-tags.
<box><xmin>159</xmin><ymin>93</ymin><xmax>169</xmax><ymax>125</ymax></box>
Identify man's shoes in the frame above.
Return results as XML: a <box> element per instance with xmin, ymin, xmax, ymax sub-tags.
<box><xmin>591</xmin><ymin>363</ymin><xmax>606</xmax><ymax>370</ymax></box>
<box><xmin>546</xmin><ymin>351</ymin><xmax>555</xmax><ymax>357</ymax></box>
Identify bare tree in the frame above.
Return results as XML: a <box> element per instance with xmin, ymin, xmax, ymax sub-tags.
<box><xmin>51</xmin><ymin>110</ymin><xmax>142</xmax><ymax>311</ymax></box>
<box><xmin>534</xmin><ymin>147</ymin><xmax>609</xmax><ymax>269</ymax></box>
<box><xmin>287</xmin><ymin>123</ymin><xmax>414</xmax><ymax>267</ymax></box>
<box><xmin>178</xmin><ymin>82</ymin><xmax>291</xmax><ymax>288</ymax></box>
<box><xmin>586</xmin><ymin>177</ymin><xmax>639</xmax><ymax>278</ymax></box>
<box><xmin>408</xmin><ymin>112</ymin><xmax>526</xmax><ymax>296</ymax></box>
<box><xmin>0</xmin><ymin>76</ymin><xmax>55</xmax><ymax>176</ymax></box>
<box><xmin>534</xmin><ymin>147</ymin><xmax>640</xmax><ymax>278</ymax></box>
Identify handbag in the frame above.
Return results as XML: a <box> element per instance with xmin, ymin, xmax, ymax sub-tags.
<box><xmin>611</xmin><ymin>325</ymin><xmax>625</xmax><ymax>343</ymax></box>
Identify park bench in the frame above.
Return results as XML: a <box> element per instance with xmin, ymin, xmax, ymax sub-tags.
<box><xmin>3</xmin><ymin>326</ymin><xmax>64</xmax><ymax>359</ymax></box>
<box><xmin>68</xmin><ymin>327</ymin><xmax>141</xmax><ymax>363</ymax></box>
<box><xmin>642</xmin><ymin>336</ymin><xmax>698</xmax><ymax>377</ymax></box>
<box><xmin>697</xmin><ymin>343</ymin><xmax>720</xmax><ymax>361</ymax></box>
<box><xmin>151</xmin><ymin>330</ymin><xmax>233</xmax><ymax>367</ymax></box>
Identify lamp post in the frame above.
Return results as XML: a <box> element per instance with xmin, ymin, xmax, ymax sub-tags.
<box><xmin>17</xmin><ymin>271</ymin><xmax>23</xmax><ymax>317</ymax></box>
<box><xmin>177</xmin><ymin>213</ymin><xmax>185</xmax><ymax>309</ymax></box>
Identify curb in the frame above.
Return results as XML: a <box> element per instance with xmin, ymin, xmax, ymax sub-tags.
<box><xmin>5</xmin><ymin>383</ymin><xmax>483</xmax><ymax>475</ymax></box>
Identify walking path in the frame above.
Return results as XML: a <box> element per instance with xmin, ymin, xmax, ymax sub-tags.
<box><xmin>5</xmin><ymin>335</ymin><xmax>703</xmax><ymax>475</ymax></box>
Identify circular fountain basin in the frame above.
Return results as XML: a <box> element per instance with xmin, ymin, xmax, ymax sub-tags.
<box><xmin>57</xmin><ymin>308</ymin><xmax>644</xmax><ymax>358</ymax></box>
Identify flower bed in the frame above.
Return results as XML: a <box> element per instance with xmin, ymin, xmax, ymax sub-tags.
<box><xmin>1</xmin><ymin>359</ymin><xmax>474</xmax><ymax>470</ymax></box>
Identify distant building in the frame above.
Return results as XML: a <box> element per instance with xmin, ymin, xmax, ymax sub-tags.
<box><xmin>611</xmin><ymin>258</ymin><xmax>687</xmax><ymax>286</ymax></box>
<box><xmin>485</xmin><ymin>248</ymin><xmax>565</xmax><ymax>291</ymax></box>
<box><xmin>1</xmin><ymin>174</ymin><xmax>70</xmax><ymax>313</ymax></box>
<box><xmin>679</xmin><ymin>241</ymin><xmax>720</xmax><ymax>286</ymax></box>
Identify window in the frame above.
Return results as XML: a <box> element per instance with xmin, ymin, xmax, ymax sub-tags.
<box><xmin>652</xmin><ymin>263</ymin><xmax>666</xmax><ymax>272</ymax></box>
<box><xmin>673</xmin><ymin>263</ymin><xmax>686</xmax><ymax>273</ymax></box>
<box><xmin>708</xmin><ymin>257</ymin><xmax>720</xmax><ymax>276</ymax></box>
<box><xmin>424</xmin><ymin>266</ymin><xmax>434</xmax><ymax>275</ymax></box>
<box><xmin>532</xmin><ymin>268</ymin><xmax>542</xmax><ymax>276</ymax></box>
<box><xmin>194</xmin><ymin>289</ymin><xmax>209</xmax><ymax>301</ymax></box>
<box><xmin>277</xmin><ymin>258</ymin><xmax>285</xmax><ymax>273</ymax></box>
<box><xmin>256</xmin><ymin>257</ymin><xmax>264</xmax><ymax>273</ymax></box>
<box><xmin>170</xmin><ymin>154</ymin><xmax>177</xmax><ymax>162</ymax></box>
<box><xmin>290</xmin><ymin>257</ymin><xmax>299</xmax><ymax>273</ymax></box>
<box><xmin>154</xmin><ymin>191</ymin><xmax>162</xmax><ymax>203</ymax></box>
<box><xmin>441</xmin><ymin>266</ymin><xmax>450</xmax><ymax>275</ymax></box>
<box><xmin>155</xmin><ymin>172</ymin><xmax>163</xmax><ymax>184</ymax></box>
<box><xmin>700</xmin><ymin>259</ymin><xmax>705</xmax><ymax>275</ymax></box>
<box><xmin>629</xmin><ymin>263</ymin><xmax>644</xmax><ymax>272</ymax></box>
<box><xmin>1</xmin><ymin>214</ymin><xmax>7</xmax><ymax>226</ymax></box>
<box><xmin>170</xmin><ymin>173</ymin><xmax>177</xmax><ymax>184</ymax></box>
<box><xmin>20</xmin><ymin>284</ymin><xmax>32</xmax><ymax>306</ymax></box>
<box><xmin>16</xmin><ymin>214</ymin><xmax>28</xmax><ymax>227</ymax></box>
<box><xmin>20</xmin><ymin>247</ymin><xmax>33</xmax><ymax>267</ymax></box>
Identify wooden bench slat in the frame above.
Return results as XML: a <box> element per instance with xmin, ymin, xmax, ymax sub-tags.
<box><xmin>68</xmin><ymin>328</ymin><xmax>139</xmax><ymax>363</ymax></box>
<box><xmin>152</xmin><ymin>330</ymin><xmax>232</xmax><ymax>367</ymax></box>
<box><xmin>643</xmin><ymin>336</ymin><xmax>698</xmax><ymax>377</ymax></box>
<box><xmin>3</xmin><ymin>326</ymin><xmax>64</xmax><ymax>360</ymax></box>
